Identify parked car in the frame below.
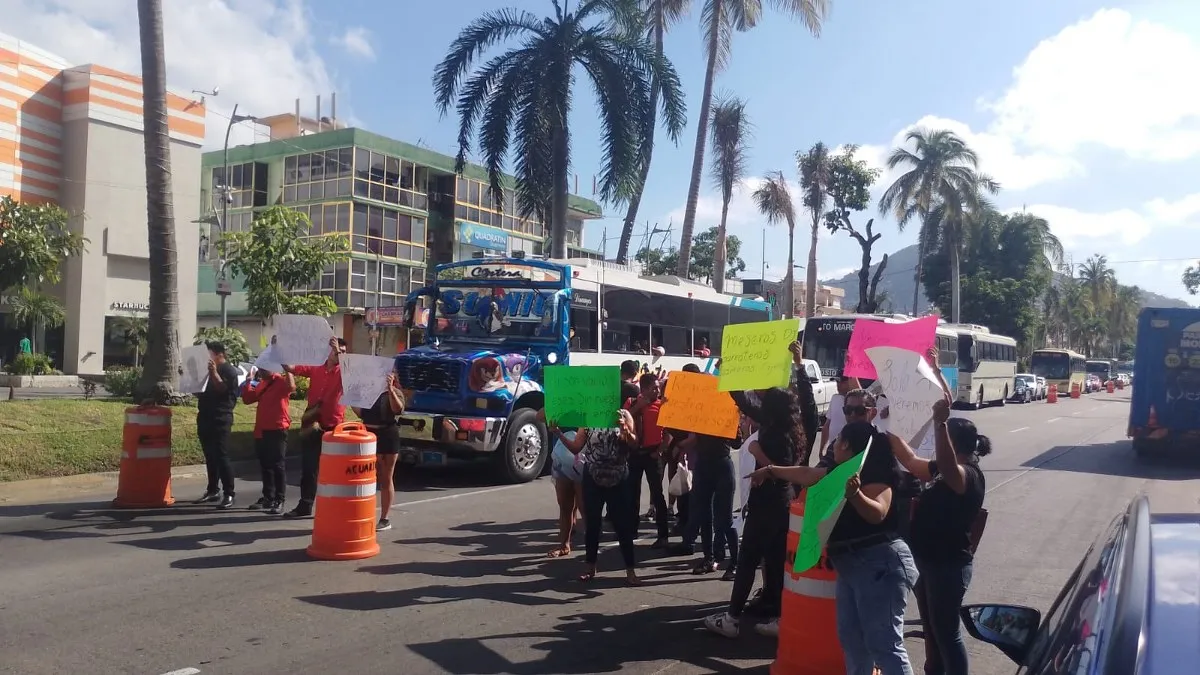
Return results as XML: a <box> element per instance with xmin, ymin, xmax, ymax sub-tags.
<box><xmin>1086</xmin><ymin>374</ymin><xmax>1102</xmax><ymax>393</ymax></box>
<box><xmin>1010</xmin><ymin>374</ymin><xmax>1038</xmax><ymax>403</ymax></box>
<box><xmin>961</xmin><ymin>495</ymin><xmax>1195</xmax><ymax>673</ymax></box>
<box><xmin>1036</xmin><ymin>376</ymin><xmax>1048</xmax><ymax>399</ymax></box>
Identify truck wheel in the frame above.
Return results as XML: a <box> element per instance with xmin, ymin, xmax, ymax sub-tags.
<box><xmin>497</xmin><ymin>407</ymin><xmax>548</xmax><ymax>484</ymax></box>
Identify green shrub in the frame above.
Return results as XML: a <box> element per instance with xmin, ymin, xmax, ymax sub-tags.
<box><xmin>5</xmin><ymin>352</ymin><xmax>54</xmax><ymax>375</ymax></box>
<box><xmin>291</xmin><ymin>375</ymin><xmax>309</xmax><ymax>400</ymax></box>
<box><xmin>194</xmin><ymin>326</ymin><xmax>252</xmax><ymax>364</ymax></box>
<box><xmin>104</xmin><ymin>367</ymin><xmax>141</xmax><ymax>398</ymax></box>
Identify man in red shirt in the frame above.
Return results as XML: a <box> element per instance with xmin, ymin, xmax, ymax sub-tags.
<box><xmin>628</xmin><ymin>372</ymin><xmax>671</xmax><ymax>548</ymax></box>
<box><xmin>282</xmin><ymin>336</ymin><xmax>346</xmax><ymax>518</ymax></box>
<box><xmin>241</xmin><ymin>366</ymin><xmax>296</xmax><ymax>514</ymax></box>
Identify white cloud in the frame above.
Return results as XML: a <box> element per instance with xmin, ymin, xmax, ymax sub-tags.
<box><xmin>333</xmin><ymin>26</ymin><xmax>375</xmax><ymax>61</ymax></box>
<box><xmin>1018</xmin><ymin>191</ymin><xmax>1200</xmax><ymax>249</ymax></box>
<box><xmin>0</xmin><ymin>0</ymin><xmax>339</xmax><ymax>149</ymax></box>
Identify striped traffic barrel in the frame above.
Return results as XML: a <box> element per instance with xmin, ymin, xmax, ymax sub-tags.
<box><xmin>771</xmin><ymin>495</ymin><xmax>844</xmax><ymax>675</ymax></box>
<box><xmin>307</xmin><ymin>422</ymin><xmax>381</xmax><ymax>561</ymax></box>
<box><xmin>113</xmin><ymin>405</ymin><xmax>175</xmax><ymax>508</ymax></box>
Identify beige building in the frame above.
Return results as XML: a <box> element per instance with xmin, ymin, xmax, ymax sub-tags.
<box><xmin>792</xmin><ymin>282</ymin><xmax>847</xmax><ymax>316</ymax></box>
<box><xmin>0</xmin><ymin>33</ymin><xmax>203</xmax><ymax>374</ymax></box>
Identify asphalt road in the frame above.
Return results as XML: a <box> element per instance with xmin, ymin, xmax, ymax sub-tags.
<box><xmin>2</xmin><ymin>390</ymin><xmax>1198</xmax><ymax>675</ymax></box>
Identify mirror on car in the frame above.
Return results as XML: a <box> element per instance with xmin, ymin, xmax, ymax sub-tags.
<box><xmin>960</xmin><ymin>604</ymin><xmax>1041</xmax><ymax>665</ymax></box>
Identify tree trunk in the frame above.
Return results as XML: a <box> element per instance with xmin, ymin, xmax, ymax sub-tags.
<box><xmin>950</xmin><ymin>241</ymin><xmax>962</xmax><ymax>324</ymax></box>
<box><xmin>675</xmin><ymin>0</ymin><xmax>722</xmax><ymax>278</ymax></box>
<box><xmin>784</xmin><ymin>217</ymin><xmax>795</xmax><ymax>318</ymax></box>
<box><xmin>713</xmin><ymin>195</ymin><xmax>730</xmax><ymax>293</ymax></box>
<box><xmin>868</xmin><ymin>253</ymin><xmax>889</xmax><ymax>312</ymax></box>
<box><xmin>549</xmin><ymin>118</ymin><xmax>571</xmax><ymax>259</ymax></box>
<box><xmin>911</xmin><ymin>223</ymin><xmax>927</xmax><ymax>316</ymax></box>
<box><xmin>805</xmin><ymin>215</ymin><xmax>818</xmax><ymax>318</ymax></box>
<box><xmin>616</xmin><ymin>9</ymin><xmax>665</xmax><ymax>266</ymax></box>
<box><xmin>855</xmin><ymin>236</ymin><xmax>871</xmax><ymax>313</ymax></box>
<box><xmin>136</xmin><ymin>0</ymin><xmax>182</xmax><ymax>403</ymax></box>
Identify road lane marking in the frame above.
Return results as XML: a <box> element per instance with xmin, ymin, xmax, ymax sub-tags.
<box><xmin>160</xmin><ymin>669</ymin><xmax>200</xmax><ymax>675</ymax></box>
<box><xmin>987</xmin><ymin>418</ymin><xmax>1124</xmax><ymax>494</ymax></box>
<box><xmin>1010</xmin><ymin>427</ymin><xmax>1029</xmax><ymax>433</ymax></box>
<box><xmin>399</xmin><ymin>484</ymin><xmax>525</xmax><ymax>507</ymax></box>
<box><xmin>1048</xmin><ymin>418</ymin><xmax>1061</xmax><ymax>423</ymax></box>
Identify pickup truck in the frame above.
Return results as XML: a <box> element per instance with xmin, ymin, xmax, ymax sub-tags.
<box><xmin>798</xmin><ymin>358</ymin><xmax>838</xmax><ymax>420</ymax></box>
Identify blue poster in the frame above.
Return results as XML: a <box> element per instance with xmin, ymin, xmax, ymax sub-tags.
<box><xmin>458</xmin><ymin>221</ymin><xmax>508</xmax><ymax>251</ymax></box>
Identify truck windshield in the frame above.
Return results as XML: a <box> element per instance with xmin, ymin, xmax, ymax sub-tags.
<box><xmin>1032</xmin><ymin>352</ymin><xmax>1068</xmax><ymax>380</ymax></box>
<box><xmin>430</xmin><ymin>286</ymin><xmax>560</xmax><ymax>343</ymax></box>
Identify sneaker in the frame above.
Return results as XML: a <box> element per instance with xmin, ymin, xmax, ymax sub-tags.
<box><xmin>248</xmin><ymin>497</ymin><xmax>268</xmax><ymax>510</ymax></box>
<box><xmin>376</xmin><ymin>518</ymin><xmax>392</xmax><ymax>532</ymax></box>
<box><xmin>194</xmin><ymin>490</ymin><xmax>221</xmax><ymax>504</ymax></box>
<box><xmin>284</xmin><ymin>504</ymin><xmax>313</xmax><ymax>519</ymax></box>
<box><xmin>218</xmin><ymin>494</ymin><xmax>235</xmax><ymax>510</ymax></box>
<box><xmin>721</xmin><ymin>564</ymin><xmax>737</xmax><ymax>581</ymax></box>
<box><xmin>267</xmin><ymin>501</ymin><xmax>284</xmax><ymax>515</ymax></box>
<box><xmin>754</xmin><ymin>618</ymin><xmax>780</xmax><ymax>638</ymax></box>
<box><xmin>704</xmin><ymin>612</ymin><xmax>740</xmax><ymax>638</ymax></box>
<box><xmin>692</xmin><ymin>558</ymin><xmax>719</xmax><ymax>575</ymax></box>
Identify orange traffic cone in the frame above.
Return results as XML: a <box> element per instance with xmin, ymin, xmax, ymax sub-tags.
<box><xmin>1048</xmin><ymin>385</ymin><xmax>1058</xmax><ymax>403</ymax></box>
<box><xmin>307</xmin><ymin>422</ymin><xmax>380</xmax><ymax>561</ymax></box>
<box><xmin>113</xmin><ymin>406</ymin><xmax>175</xmax><ymax>508</ymax></box>
<box><xmin>772</xmin><ymin>497</ymin><xmax>844</xmax><ymax>675</ymax></box>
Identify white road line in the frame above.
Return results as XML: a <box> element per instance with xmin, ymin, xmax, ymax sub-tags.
<box><xmin>159</xmin><ymin>669</ymin><xmax>200</xmax><ymax>675</ymax></box>
<box><xmin>399</xmin><ymin>484</ymin><xmax>525</xmax><ymax>507</ymax></box>
<box><xmin>1048</xmin><ymin>417</ymin><xmax>1061</xmax><ymax>423</ymax></box>
<box><xmin>1010</xmin><ymin>427</ymin><xmax>1029</xmax><ymax>433</ymax></box>
<box><xmin>1072</xmin><ymin>411</ymin><xmax>1082</xmax><ymax>415</ymax></box>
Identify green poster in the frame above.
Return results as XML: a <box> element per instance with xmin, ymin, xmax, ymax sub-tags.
<box><xmin>543</xmin><ymin>365</ymin><xmax>621</xmax><ymax>428</ymax></box>
<box><xmin>793</xmin><ymin>443</ymin><xmax>871</xmax><ymax>574</ymax></box>
<box><xmin>718</xmin><ymin>319</ymin><xmax>801</xmax><ymax>392</ymax></box>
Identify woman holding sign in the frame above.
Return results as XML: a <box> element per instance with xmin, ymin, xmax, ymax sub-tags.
<box><xmin>353</xmin><ymin>372</ymin><xmax>406</xmax><ymax>532</ymax></box>
<box><xmin>548</xmin><ymin>409</ymin><xmax>641</xmax><ymax>586</ymax></box>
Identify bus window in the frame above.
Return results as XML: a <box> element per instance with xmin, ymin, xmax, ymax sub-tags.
<box><xmin>569</xmin><ymin>307</ymin><xmax>597</xmax><ymax>352</ymax></box>
<box><xmin>958</xmin><ymin>336</ymin><xmax>976</xmax><ymax>372</ymax></box>
<box><xmin>655</xmin><ymin>325</ymin><xmax>691</xmax><ymax>356</ymax></box>
<box><xmin>694</xmin><ymin>331</ymin><xmax>719</xmax><ymax>357</ymax></box>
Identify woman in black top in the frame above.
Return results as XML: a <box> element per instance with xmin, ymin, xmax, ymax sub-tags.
<box><xmin>889</xmin><ymin>397</ymin><xmax>989</xmax><ymax>675</ymax></box>
<box><xmin>353</xmin><ymin>372</ymin><xmax>406</xmax><ymax>532</ymax></box>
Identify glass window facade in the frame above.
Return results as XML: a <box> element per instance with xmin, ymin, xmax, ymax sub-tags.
<box><xmin>282</xmin><ymin>148</ymin><xmax>354</xmax><ymax>203</ymax></box>
<box><xmin>293</xmin><ymin>260</ymin><xmax>426</xmax><ymax>309</ymax></box>
<box><xmin>211</xmin><ymin>162</ymin><xmax>268</xmax><ymax>209</ymax></box>
<box><xmin>352</xmin><ymin>148</ymin><xmax>429</xmax><ymax>211</ymax></box>
<box><xmin>454</xmin><ymin>177</ymin><xmax>546</xmax><ymax>239</ymax></box>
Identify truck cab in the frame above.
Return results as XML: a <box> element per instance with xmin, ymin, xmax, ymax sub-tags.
<box><xmin>1129</xmin><ymin>307</ymin><xmax>1200</xmax><ymax>457</ymax></box>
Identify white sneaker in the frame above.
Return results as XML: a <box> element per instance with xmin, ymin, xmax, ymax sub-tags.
<box><xmin>754</xmin><ymin>617</ymin><xmax>780</xmax><ymax>637</ymax></box>
<box><xmin>704</xmin><ymin>612</ymin><xmax>740</xmax><ymax>638</ymax></box>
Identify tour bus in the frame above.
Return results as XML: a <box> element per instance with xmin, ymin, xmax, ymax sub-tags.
<box><xmin>802</xmin><ymin>313</ymin><xmax>961</xmax><ymax>394</ymax></box>
<box><xmin>1031</xmin><ymin>348</ymin><xmax>1087</xmax><ymax>395</ymax></box>
<box><xmin>1086</xmin><ymin>359</ymin><xmax>1115</xmax><ymax>385</ymax></box>
<box><xmin>947</xmin><ymin>324</ymin><xmax>1019</xmax><ymax>408</ymax></box>
<box><xmin>394</xmin><ymin>254</ymin><xmax>773</xmax><ymax>482</ymax></box>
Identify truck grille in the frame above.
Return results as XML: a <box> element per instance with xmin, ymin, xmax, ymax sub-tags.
<box><xmin>395</xmin><ymin>358</ymin><xmax>462</xmax><ymax>394</ymax></box>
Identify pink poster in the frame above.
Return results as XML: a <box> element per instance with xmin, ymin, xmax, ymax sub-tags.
<box><xmin>843</xmin><ymin>315</ymin><xmax>939</xmax><ymax>379</ymax></box>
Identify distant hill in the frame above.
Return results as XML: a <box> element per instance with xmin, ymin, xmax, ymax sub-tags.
<box><xmin>822</xmin><ymin>243</ymin><xmax>1195</xmax><ymax>312</ymax></box>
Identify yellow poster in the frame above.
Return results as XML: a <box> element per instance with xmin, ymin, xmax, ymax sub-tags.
<box><xmin>658</xmin><ymin>371</ymin><xmax>740</xmax><ymax>439</ymax></box>
<box><xmin>719</xmin><ymin>318</ymin><xmax>801</xmax><ymax>391</ymax></box>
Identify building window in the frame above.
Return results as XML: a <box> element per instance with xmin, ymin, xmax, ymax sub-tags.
<box><xmin>351</xmin><ymin>148</ymin><xmax>429</xmax><ymax>211</ymax></box>
<box><xmin>351</xmin><ymin>203</ymin><xmax>427</xmax><ymax>263</ymax></box>
<box><xmin>454</xmin><ymin>178</ymin><xmax>546</xmax><ymax>239</ymax></box>
<box><xmin>292</xmin><ymin>259</ymin><xmax>424</xmax><ymax>310</ymax></box>
<box><xmin>282</xmin><ymin>148</ymin><xmax>353</xmax><ymax>203</ymax></box>
<box><xmin>211</xmin><ymin>162</ymin><xmax>268</xmax><ymax>208</ymax></box>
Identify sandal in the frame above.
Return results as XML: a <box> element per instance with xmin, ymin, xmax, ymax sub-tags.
<box><xmin>547</xmin><ymin>546</ymin><xmax>571</xmax><ymax>558</ymax></box>
<box><xmin>625</xmin><ymin>571</ymin><xmax>643</xmax><ymax>587</ymax></box>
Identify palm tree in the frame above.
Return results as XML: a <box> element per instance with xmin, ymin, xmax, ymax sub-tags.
<box><xmin>797</xmin><ymin>142</ymin><xmax>831</xmax><ymax>317</ymax></box>
<box><xmin>1005</xmin><ymin>212</ymin><xmax>1064</xmax><ymax>273</ymax></box>
<box><xmin>1109</xmin><ymin>284</ymin><xmax>1140</xmax><ymax>358</ymax></box>
<box><xmin>9</xmin><ymin>288</ymin><xmax>66</xmax><ymax>354</ymax></box>
<box><xmin>433</xmin><ymin>0</ymin><xmax>687</xmax><ymax>259</ymax></box>
<box><xmin>615</xmin><ymin>0</ymin><xmax>691</xmax><ymax>264</ymax></box>
<box><xmin>674</xmin><ymin>0</ymin><xmax>830</xmax><ymax>278</ymax></box>
<box><xmin>136</xmin><ymin>0</ymin><xmax>182</xmax><ymax>402</ymax></box>
<box><xmin>878</xmin><ymin>129</ymin><xmax>997</xmax><ymax>320</ymax></box>
<box><xmin>924</xmin><ymin>174</ymin><xmax>999</xmax><ymax>323</ymax></box>
<box><xmin>111</xmin><ymin>316</ymin><xmax>150</xmax><ymax>367</ymax></box>
<box><xmin>752</xmin><ymin>171</ymin><xmax>798</xmax><ymax>317</ymax></box>
<box><xmin>1078</xmin><ymin>254</ymin><xmax>1116</xmax><ymax>311</ymax></box>
<box><xmin>708</xmin><ymin>95</ymin><xmax>751</xmax><ymax>291</ymax></box>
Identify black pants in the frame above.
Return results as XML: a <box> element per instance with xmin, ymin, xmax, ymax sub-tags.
<box><xmin>914</xmin><ymin>558</ymin><xmax>973</xmax><ymax>675</ymax></box>
<box><xmin>298</xmin><ymin>427</ymin><xmax>325</xmax><ymax>507</ymax></box>
<box><xmin>582</xmin><ymin>471</ymin><xmax>635</xmax><ymax>568</ymax></box>
<box><xmin>198</xmin><ymin>421</ymin><xmax>234</xmax><ymax>496</ymax></box>
<box><xmin>684</xmin><ymin>456</ymin><xmax>737</xmax><ymax>562</ymax></box>
<box><xmin>628</xmin><ymin>450</ymin><xmax>669</xmax><ymax>538</ymax></box>
<box><xmin>255</xmin><ymin>430</ymin><xmax>288</xmax><ymax>502</ymax></box>
<box><xmin>729</xmin><ymin>499</ymin><xmax>789</xmax><ymax>616</ymax></box>
<box><xmin>895</xmin><ymin>474</ymin><xmax>921</xmax><ymax>540</ymax></box>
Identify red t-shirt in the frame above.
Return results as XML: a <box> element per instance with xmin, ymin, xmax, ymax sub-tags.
<box><xmin>637</xmin><ymin>399</ymin><xmax>664</xmax><ymax>450</ymax></box>
<box><xmin>242</xmin><ymin>373</ymin><xmax>294</xmax><ymax>438</ymax></box>
<box><xmin>293</xmin><ymin>363</ymin><xmax>346</xmax><ymax>430</ymax></box>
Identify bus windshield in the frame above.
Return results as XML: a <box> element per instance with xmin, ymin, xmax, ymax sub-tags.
<box><xmin>1032</xmin><ymin>352</ymin><xmax>1069</xmax><ymax>380</ymax></box>
<box><xmin>1086</xmin><ymin>361</ymin><xmax>1112</xmax><ymax>377</ymax></box>
<box><xmin>430</xmin><ymin>286</ymin><xmax>561</xmax><ymax>343</ymax></box>
<box><xmin>804</xmin><ymin>318</ymin><xmax>857</xmax><ymax>377</ymax></box>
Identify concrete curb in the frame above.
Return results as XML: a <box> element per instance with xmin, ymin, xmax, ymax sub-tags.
<box><xmin>0</xmin><ymin>459</ymin><xmax>261</xmax><ymax>506</ymax></box>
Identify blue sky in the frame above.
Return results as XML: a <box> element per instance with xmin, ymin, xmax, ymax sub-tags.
<box><xmin>7</xmin><ymin>0</ymin><xmax>1199</xmax><ymax>302</ymax></box>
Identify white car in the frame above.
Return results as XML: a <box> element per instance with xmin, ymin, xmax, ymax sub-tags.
<box><xmin>1035</xmin><ymin>376</ymin><xmax>1048</xmax><ymax>399</ymax></box>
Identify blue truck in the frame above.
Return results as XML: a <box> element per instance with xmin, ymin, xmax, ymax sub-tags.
<box><xmin>1129</xmin><ymin>306</ymin><xmax>1200</xmax><ymax>456</ymax></box>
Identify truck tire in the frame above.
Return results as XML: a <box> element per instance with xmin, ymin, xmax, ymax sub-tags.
<box><xmin>497</xmin><ymin>407</ymin><xmax>548</xmax><ymax>484</ymax></box>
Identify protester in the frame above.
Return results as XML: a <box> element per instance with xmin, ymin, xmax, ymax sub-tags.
<box><xmin>539</xmin><ymin>407</ymin><xmax>584</xmax><ymax>558</ymax></box>
<box><xmin>240</xmin><ymin>364</ymin><xmax>295</xmax><ymax>514</ymax></box>
<box><xmin>672</xmin><ymin>428</ymin><xmax>739</xmax><ymax>575</ymax></box>
<box><xmin>354</xmin><ymin>371</ymin><xmax>406</xmax><ymax>532</ymax></box>
<box><xmin>888</xmin><ymin>349</ymin><xmax>989</xmax><ymax>675</ymax></box>
<box><xmin>819</xmin><ymin>375</ymin><xmax>856</xmax><ymax>457</ymax></box>
<box><xmin>549</xmin><ymin>409</ymin><xmax>641</xmax><ymax>586</ymax></box>
<box><xmin>282</xmin><ymin>337</ymin><xmax>347</xmax><ymax>518</ymax></box>
<box><xmin>704</xmin><ymin>386</ymin><xmax>804</xmax><ymax>638</ymax></box>
<box><xmin>627</xmin><ymin>372</ymin><xmax>670</xmax><ymax>548</ymax></box>
<box><xmin>748</xmin><ymin>421</ymin><xmax>917</xmax><ymax>673</ymax></box>
<box><xmin>194</xmin><ymin>341</ymin><xmax>241</xmax><ymax>509</ymax></box>
<box><xmin>620</xmin><ymin>360</ymin><xmax>640</xmax><ymax>404</ymax></box>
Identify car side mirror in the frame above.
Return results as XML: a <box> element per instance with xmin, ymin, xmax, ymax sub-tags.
<box><xmin>960</xmin><ymin>604</ymin><xmax>1041</xmax><ymax>665</ymax></box>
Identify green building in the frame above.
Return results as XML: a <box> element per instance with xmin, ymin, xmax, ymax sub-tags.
<box><xmin>197</xmin><ymin>115</ymin><xmax>603</xmax><ymax>351</ymax></box>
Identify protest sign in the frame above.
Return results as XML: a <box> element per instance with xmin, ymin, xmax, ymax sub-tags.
<box><xmin>178</xmin><ymin>344</ymin><xmax>210</xmax><ymax>394</ymax></box>
<box><xmin>340</xmin><ymin>354</ymin><xmax>398</xmax><ymax>409</ymax></box>
<box><xmin>794</xmin><ymin>440</ymin><xmax>871</xmax><ymax>574</ymax></box>
<box><xmin>274</xmin><ymin>315</ymin><xmax>335</xmax><ymax>366</ymax></box>
<box><xmin>867</xmin><ymin>346</ymin><xmax>947</xmax><ymax>447</ymax></box>
<box><xmin>254</xmin><ymin>345</ymin><xmax>284</xmax><ymax>374</ymax></box>
<box><xmin>543</xmin><ymin>366</ymin><xmax>621</xmax><ymax>428</ymax></box>
<box><xmin>719</xmin><ymin>318</ymin><xmax>801</xmax><ymax>391</ymax></box>
<box><xmin>658</xmin><ymin>371</ymin><xmax>740</xmax><ymax>439</ymax></box>
<box><xmin>844</xmin><ymin>315</ymin><xmax>938</xmax><ymax>379</ymax></box>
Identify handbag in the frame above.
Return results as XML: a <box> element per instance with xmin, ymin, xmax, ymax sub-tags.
<box><xmin>669</xmin><ymin>458</ymin><xmax>693</xmax><ymax>496</ymax></box>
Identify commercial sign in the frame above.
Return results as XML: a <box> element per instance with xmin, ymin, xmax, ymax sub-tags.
<box><xmin>457</xmin><ymin>221</ymin><xmax>509</xmax><ymax>252</ymax></box>
<box><xmin>111</xmin><ymin>302</ymin><xmax>150</xmax><ymax>312</ymax></box>
<box><xmin>365</xmin><ymin>306</ymin><xmax>409</xmax><ymax>327</ymax></box>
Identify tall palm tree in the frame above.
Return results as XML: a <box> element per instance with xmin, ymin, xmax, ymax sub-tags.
<box><xmin>615</xmin><ymin>0</ymin><xmax>691</xmax><ymax>264</ymax></box>
<box><xmin>751</xmin><ymin>171</ymin><xmax>798</xmax><ymax>317</ymax></box>
<box><xmin>434</xmin><ymin>0</ymin><xmax>686</xmax><ymax>259</ymax></box>
<box><xmin>1078</xmin><ymin>254</ymin><xmax>1116</xmax><ymax>311</ymax></box>
<box><xmin>924</xmin><ymin>174</ymin><xmax>999</xmax><ymax>323</ymax></box>
<box><xmin>797</xmin><ymin>142</ymin><xmax>831</xmax><ymax>317</ymax></box>
<box><xmin>878</xmin><ymin>128</ymin><xmax>996</xmax><ymax>320</ymax></box>
<box><xmin>708</xmin><ymin>95</ymin><xmax>751</xmax><ymax>292</ymax></box>
<box><xmin>136</xmin><ymin>0</ymin><xmax>182</xmax><ymax>402</ymax></box>
<box><xmin>674</xmin><ymin>0</ymin><xmax>830</xmax><ymax>278</ymax></box>
<box><xmin>1109</xmin><ymin>284</ymin><xmax>1140</xmax><ymax>358</ymax></box>
<box><xmin>9</xmin><ymin>288</ymin><xmax>66</xmax><ymax>354</ymax></box>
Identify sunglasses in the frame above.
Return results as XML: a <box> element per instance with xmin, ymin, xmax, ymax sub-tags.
<box><xmin>843</xmin><ymin>404</ymin><xmax>872</xmax><ymax>417</ymax></box>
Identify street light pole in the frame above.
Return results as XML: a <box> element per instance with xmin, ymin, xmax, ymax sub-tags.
<box><xmin>216</xmin><ymin>103</ymin><xmax>257</xmax><ymax>329</ymax></box>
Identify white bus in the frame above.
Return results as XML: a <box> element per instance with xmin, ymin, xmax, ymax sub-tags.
<box><xmin>801</xmin><ymin>314</ymin><xmax>961</xmax><ymax>389</ymax></box>
<box><xmin>947</xmin><ymin>323</ymin><xmax>1018</xmax><ymax>408</ymax></box>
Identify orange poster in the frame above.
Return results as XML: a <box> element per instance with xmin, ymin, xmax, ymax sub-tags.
<box><xmin>658</xmin><ymin>371</ymin><xmax>740</xmax><ymax>439</ymax></box>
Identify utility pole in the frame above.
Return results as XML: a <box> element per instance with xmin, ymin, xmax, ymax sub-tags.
<box><xmin>216</xmin><ymin>103</ymin><xmax>258</xmax><ymax>328</ymax></box>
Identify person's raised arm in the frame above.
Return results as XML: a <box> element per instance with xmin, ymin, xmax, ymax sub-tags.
<box><xmin>746</xmin><ymin>463</ymin><xmax>828</xmax><ymax>488</ymax></box>
<box><xmin>284</xmin><ymin>372</ymin><xmax>296</xmax><ymax>395</ymax></box>
<box><xmin>241</xmin><ymin>379</ymin><xmax>262</xmax><ymax>405</ymax></box>
<box><xmin>925</xmin><ymin>347</ymin><xmax>953</xmax><ymax>399</ymax></box>
<box><xmin>887</xmin><ymin>431</ymin><xmax>934</xmax><ymax>482</ymax></box>
<box><xmin>931</xmin><ymin>398</ymin><xmax>968</xmax><ymax>494</ymax></box>
<box><xmin>845</xmin><ymin>474</ymin><xmax>893</xmax><ymax>524</ymax></box>
<box><xmin>385</xmin><ymin>372</ymin><xmax>406</xmax><ymax>414</ymax></box>
<box><xmin>787</xmin><ymin>341</ymin><xmax>820</xmax><ymax>458</ymax></box>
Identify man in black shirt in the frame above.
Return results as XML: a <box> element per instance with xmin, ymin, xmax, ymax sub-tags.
<box><xmin>619</xmin><ymin>360</ymin><xmax>640</xmax><ymax>405</ymax></box>
<box><xmin>195</xmin><ymin>341</ymin><xmax>241</xmax><ymax>509</ymax></box>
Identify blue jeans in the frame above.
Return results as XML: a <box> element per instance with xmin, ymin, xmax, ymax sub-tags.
<box><xmin>830</xmin><ymin>537</ymin><xmax>919</xmax><ymax>675</ymax></box>
<box><xmin>914</xmin><ymin>559</ymin><xmax>973</xmax><ymax>675</ymax></box>
<box><xmin>683</xmin><ymin>456</ymin><xmax>737</xmax><ymax>562</ymax></box>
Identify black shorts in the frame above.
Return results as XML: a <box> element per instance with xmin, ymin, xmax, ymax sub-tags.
<box><xmin>369</xmin><ymin>425</ymin><xmax>400</xmax><ymax>455</ymax></box>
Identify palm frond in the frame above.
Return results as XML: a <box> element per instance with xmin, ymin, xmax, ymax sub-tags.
<box><xmin>432</xmin><ymin>9</ymin><xmax>546</xmax><ymax>116</ymax></box>
<box><xmin>766</xmin><ymin>0</ymin><xmax>831</xmax><ymax>35</ymax></box>
<box><xmin>452</xmin><ymin>48</ymin><xmax>534</xmax><ymax>174</ymax></box>
<box><xmin>751</xmin><ymin>170</ymin><xmax>796</xmax><ymax>225</ymax></box>
<box><xmin>708</xmin><ymin>94</ymin><xmax>752</xmax><ymax>196</ymax></box>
